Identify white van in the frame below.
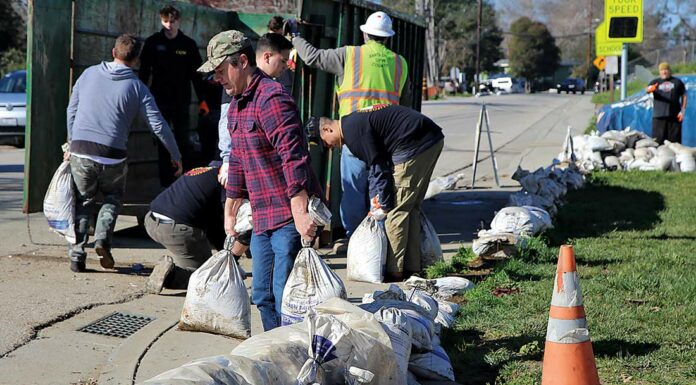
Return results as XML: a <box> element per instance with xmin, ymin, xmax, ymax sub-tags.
<box><xmin>491</xmin><ymin>77</ymin><xmax>513</xmax><ymax>93</ymax></box>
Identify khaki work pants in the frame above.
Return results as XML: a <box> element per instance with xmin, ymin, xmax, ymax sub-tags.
<box><xmin>386</xmin><ymin>139</ymin><xmax>444</xmax><ymax>274</ymax></box>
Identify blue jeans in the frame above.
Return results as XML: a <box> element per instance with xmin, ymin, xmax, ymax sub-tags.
<box><xmin>340</xmin><ymin>145</ymin><xmax>369</xmax><ymax>237</ymax></box>
<box><xmin>69</xmin><ymin>157</ymin><xmax>127</xmax><ymax>262</ymax></box>
<box><xmin>250</xmin><ymin>222</ymin><xmax>302</xmax><ymax>331</ymax></box>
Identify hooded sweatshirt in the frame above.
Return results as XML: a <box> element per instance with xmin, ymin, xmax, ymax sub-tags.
<box><xmin>67</xmin><ymin>61</ymin><xmax>181</xmax><ymax>161</ymax></box>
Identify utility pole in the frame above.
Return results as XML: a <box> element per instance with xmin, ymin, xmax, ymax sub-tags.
<box><xmin>416</xmin><ymin>0</ymin><xmax>438</xmax><ymax>91</ymax></box>
<box><xmin>586</xmin><ymin>0</ymin><xmax>592</xmax><ymax>86</ymax></box>
<box><xmin>475</xmin><ymin>0</ymin><xmax>482</xmax><ymax>93</ymax></box>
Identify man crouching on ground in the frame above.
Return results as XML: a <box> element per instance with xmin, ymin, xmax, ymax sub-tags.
<box><xmin>320</xmin><ymin>104</ymin><xmax>444</xmax><ymax>282</ymax></box>
<box><xmin>198</xmin><ymin>31</ymin><xmax>323</xmax><ymax>331</ymax></box>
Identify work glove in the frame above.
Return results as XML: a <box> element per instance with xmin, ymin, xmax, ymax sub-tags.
<box><xmin>199</xmin><ymin>101</ymin><xmax>210</xmax><ymax>116</ymax></box>
<box><xmin>368</xmin><ymin>195</ymin><xmax>387</xmax><ymax>221</ymax></box>
<box><xmin>677</xmin><ymin>112</ymin><xmax>684</xmax><ymax>123</ymax></box>
<box><xmin>283</xmin><ymin>19</ymin><xmax>299</xmax><ymax>38</ymax></box>
<box><xmin>646</xmin><ymin>84</ymin><xmax>657</xmax><ymax>93</ymax></box>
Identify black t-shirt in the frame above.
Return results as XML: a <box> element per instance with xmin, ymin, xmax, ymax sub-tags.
<box><xmin>150</xmin><ymin>166</ymin><xmax>225</xmax><ymax>244</ymax></box>
<box><xmin>341</xmin><ymin>104</ymin><xmax>444</xmax><ymax>167</ymax></box>
<box><xmin>649</xmin><ymin>76</ymin><xmax>686</xmax><ymax>119</ymax></box>
<box><xmin>341</xmin><ymin>105</ymin><xmax>444</xmax><ymax>209</ymax></box>
<box><xmin>139</xmin><ymin>30</ymin><xmax>206</xmax><ymax>108</ymax></box>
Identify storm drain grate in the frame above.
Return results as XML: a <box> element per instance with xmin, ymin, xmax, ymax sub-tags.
<box><xmin>78</xmin><ymin>312</ymin><xmax>155</xmax><ymax>338</ymax></box>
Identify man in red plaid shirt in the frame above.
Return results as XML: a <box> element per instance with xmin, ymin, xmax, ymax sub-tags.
<box><xmin>199</xmin><ymin>30</ymin><xmax>323</xmax><ymax>331</ymax></box>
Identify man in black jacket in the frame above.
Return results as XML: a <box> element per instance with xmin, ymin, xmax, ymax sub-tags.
<box><xmin>144</xmin><ymin>162</ymin><xmax>250</xmax><ymax>294</ymax></box>
<box><xmin>320</xmin><ymin>104</ymin><xmax>444</xmax><ymax>281</ymax></box>
<box><xmin>139</xmin><ymin>5</ymin><xmax>208</xmax><ymax>186</ymax></box>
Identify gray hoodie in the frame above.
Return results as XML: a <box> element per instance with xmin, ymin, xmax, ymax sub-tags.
<box><xmin>67</xmin><ymin>61</ymin><xmax>181</xmax><ymax>161</ymax></box>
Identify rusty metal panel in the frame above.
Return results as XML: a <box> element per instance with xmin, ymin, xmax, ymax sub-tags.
<box><xmin>23</xmin><ymin>0</ymin><xmax>73</xmax><ymax>213</ymax></box>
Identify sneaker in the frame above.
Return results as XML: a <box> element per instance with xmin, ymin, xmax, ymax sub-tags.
<box><xmin>332</xmin><ymin>238</ymin><xmax>349</xmax><ymax>255</ymax></box>
<box><xmin>70</xmin><ymin>260</ymin><xmax>86</xmax><ymax>273</ymax></box>
<box><xmin>95</xmin><ymin>241</ymin><xmax>115</xmax><ymax>269</ymax></box>
<box><xmin>146</xmin><ymin>256</ymin><xmax>174</xmax><ymax>295</ymax></box>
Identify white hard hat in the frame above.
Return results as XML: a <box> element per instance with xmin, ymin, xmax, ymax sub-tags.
<box><xmin>360</xmin><ymin>11</ymin><xmax>395</xmax><ymax>38</ymax></box>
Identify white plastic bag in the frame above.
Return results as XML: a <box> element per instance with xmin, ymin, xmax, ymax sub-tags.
<box><xmin>141</xmin><ymin>355</ymin><xmax>284</xmax><ymax>385</ymax></box>
<box><xmin>43</xmin><ymin>161</ymin><xmax>76</xmax><ymax>243</ymax></box>
<box><xmin>179</xmin><ymin>248</ymin><xmax>251</xmax><ymax>339</ymax></box>
<box><xmin>296</xmin><ymin>312</ymin><xmax>401</xmax><ymax>385</ymax></box>
<box><xmin>409</xmin><ymin>345</ymin><xmax>455</xmax><ymax>381</ymax></box>
<box><xmin>375</xmin><ymin>307</ymin><xmax>412</xmax><ymax>382</ymax></box>
<box><xmin>281</xmin><ymin>247</ymin><xmax>347</xmax><ymax>326</ymax></box>
<box><xmin>420</xmin><ymin>213</ymin><xmax>443</xmax><ymax>268</ymax></box>
<box><xmin>234</xmin><ymin>200</ymin><xmax>253</xmax><ymax>234</ymax></box>
<box><xmin>434</xmin><ymin>277</ymin><xmax>475</xmax><ymax>299</ymax></box>
<box><xmin>424</xmin><ymin>173</ymin><xmax>463</xmax><ymax>200</ymax></box>
<box><xmin>434</xmin><ymin>299</ymin><xmax>460</xmax><ymax>329</ymax></box>
<box><xmin>406</xmin><ymin>289</ymin><xmax>439</xmax><ymax>320</ymax></box>
<box><xmin>347</xmin><ymin>216</ymin><xmax>387</xmax><ymax>283</ymax></box>
<box><xmin>676</xmin><ymin>153</ymin><xmax>696</xmax><ymax>172</ymax></box>
<box><xmin>490</xmin><ymin>206</ymin><xmax>552</xmax><ymax>236</ymax></box>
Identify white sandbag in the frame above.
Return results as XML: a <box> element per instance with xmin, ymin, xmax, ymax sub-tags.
<box><xmin>633</xmin><ymin>147</ymin><xmax>655</xmax><ymax>161</ymax></box>
<box><xmin>43</xmin><ymin>161</ymin><xmax>76</xmax><ymax>243</ymax></box>
<box><xmin>281</xmin><ymin>247</ymin><xmax>347</xmax><ymax>326</ymax></box>
<box><xmin>490</xmin><ymin>206</ymin><xmax>551</xmax><ymax>236</ymax></box>
<box><xmin>601</xmin><ymin>130</ymin><xmax>627</xmax><ymax>144</ymax></box>
<box><xmin>652</xmin><ymin>154</ymin><xmax>676</xmax><ymax>171</ymax></box>
<box><xmin>619</xmin><ymin>149</ymin><xmax>635</xmax><ymax>165</ymax></box>
<box><xmin>232</xmin><ymin>299</ymin><xmax>398</xmax><ymax>385</ymax></box>
<box><xmin>656</xmin><ymin>145</ymin><xmax>675</xmax><ymax>158</ymax></box>
<box><xmin>420</xmin><ymin>212</ymin><xmax>443</xmax><ymax>268</ymax></box>
<box><xmin>626</xmin><ymin>158</ymin><xmax>657</xmax><ymax>170</ymax></box>
<box><xmin>472</xmin><ymin>230</ymin><xmax>519</xmax><ymax>257</ymax></box>
<box><xmin>635</xmin><ymin>138</ymin><xmax>659</xmax><ymax>148</ymax></box>
<box><xmin>374</xmin><ymin>307</ymin><xmax>413</xmax><ymax>381</ymax></box>
<box><xmin>405</xmin><ymin>289</ymin><xmax>439</xmax><ymax>319</ymax></box>
<box><xmin>407</xmin><ymin>371</ymin><xmax>422</xmax><ymax>385</ymax></box>
<box><xmin>424</xmin><ymin>173</ymin><xmax>463</xmax><ymax>200</ymax></box>
<box><xmin>676</xmin><ymin>153</ymin><xmax>696</xmax><ymax>172</ymax></box>
<box><xmin>140</xmin><ymin>355</ymin><xmax>284</xmax><ymax>385</ymax></box>
<box><xmin>308</xmin><ymin>196</ymin><xmax>332</xmax><ymax>226</ymax></box>
<box><xmin>435</xmin><ymin>277</ymin><xmax>475</xmax><ymax>299</ymax></box>
<box><xmin>363</xmin><ymin>284</ymin><xmax>407</xmax><ymax>304</ymax></box>
<box><xmin>347</xmin><ymin>216</ymin><xmax>387</xmax><ymax>283</ymax></box>
<box><xmin>409</xmin><ymin>344</ymin><xmax>455</xmax><ymax>381</ymax></box>
<box><xmin>233</xmin><ymin>200</ymin><xmax>253</xmax><ymax>234</ymax></box>
<box><xmin>665</xmin><ymin>140</ymin><xmax>696</xmax><ymax>156</ymax></box>
<box><xmin>604</xmin><ymin>155</ymin><xmax>621</xmax><ymax>170</ymax></box>
<box><xmin>400</xmin><ymin>309</ymin><xmax>435</xmax><ymax>351</ymax></box>
<box><xmin>434</xmin><ymin>299</ymin><xmax>460</xmax><ymax>329</ymax></box>
<box><xmin>179</xmin><ymin>249</ymin><xmax>250</xmax><ymax>339</ymax></box>
<box><xmin>296</xmin><ymin>312</ymin><xmax>401</xmax><ymax>385</ymax></box>
<box><xmin>586</xmin><ymin>135</ymin><xmax>613</xmax><ymax>151</ymax></box>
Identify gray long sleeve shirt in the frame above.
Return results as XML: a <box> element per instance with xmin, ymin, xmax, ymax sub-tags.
<box><xmin>67</xmin><ymin>61</ymin><xmax>181</xmax><ymax>161</ymax></box>
<box><xmin>292</xmin><ymin>37</ymin><xmax>413</xmax><ymax>107</ymax></box>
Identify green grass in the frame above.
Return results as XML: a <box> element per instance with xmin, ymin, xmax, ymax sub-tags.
<box><xmin>591</xmin><ymin>80</ymin><xmax>647</xmax><ymax>105</ymax></box>
<box><xmin>437</xmin><ymin>172</ymin><xmax>696</xmax><ymax>385</ymax></box>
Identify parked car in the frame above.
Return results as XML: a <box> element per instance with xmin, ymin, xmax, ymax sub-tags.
<box><xmin>556</xmin><ymin>78</ymin><xmax>585</xmax><ymax>94</ymax></box>
<box><xmin>0</xmin><ymin>70</ymin><xmax>26</xmax><ymax>147</ymax></box>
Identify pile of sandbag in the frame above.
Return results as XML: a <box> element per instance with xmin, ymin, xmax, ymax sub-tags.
<box><xmin>567</xmin><ymin>129</ymin><xmax>696</xmax><ymax>173</ymax></box>
<box><xmin>359</xmin><ymin>280</ymin><xmax>474</xmax><ymax>384</ymax></box>
<box><xmin>471</xmin><ymin>162</ymin><xmax>583</xmax><ymax>257</ymax></box>
<box><xmin>143</xmin><ymin>299</ymin><xmax>402</xmax><ymax>385</ymax></box>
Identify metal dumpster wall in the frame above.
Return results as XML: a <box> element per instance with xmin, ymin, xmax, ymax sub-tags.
<box><xmin>24</xmin><ymin>0</ymin><xmax>287</xmax><ymax>214</ymax></box>
<box><xmin>297</xmin><ymin>0</ymin><xmax>426</xmax><ymax>235</ymax></box>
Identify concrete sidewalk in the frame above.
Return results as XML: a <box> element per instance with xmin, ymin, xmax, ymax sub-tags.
<box><xmin>0</xmin><ymin>186</ymin><xmax>509</xmax><ymax>385</ymax></box>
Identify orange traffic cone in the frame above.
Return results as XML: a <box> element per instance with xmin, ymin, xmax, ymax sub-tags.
<box><xmin>541</xmin><ymin>245</ymin><xmax>600</xmax><ymax>385</ymax></box>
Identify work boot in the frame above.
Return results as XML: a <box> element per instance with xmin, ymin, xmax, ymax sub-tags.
<box><xmin>384</xmin><ymin>271</ymin><xmax>404</xmax><ymax>283</ymax></box>
<box><xmin>70</xmin><ymin>260</ymin><xmax>86</xmax><ymax>273</ymax></box>
<box><xmin>95</xmin><ymin>240</ymin><xmax>115</xmax><ymax>269</ymax></box>
<box><xmin>146</xmin><ymin>256</ymin><xmax>174</xmax><ymax>295</ymax></box>
<box><xmin>332</xmin><ymin>238</ymin><xmax>349</xmax><ymax>255</ymax></box>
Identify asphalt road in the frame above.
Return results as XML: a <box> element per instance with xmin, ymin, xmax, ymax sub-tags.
<box><xmin>0</xmin><ymin>92</ymin><xmax>595</xmax><ymax>364</ymax></box>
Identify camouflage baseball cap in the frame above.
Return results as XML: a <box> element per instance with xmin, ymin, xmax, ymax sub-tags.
<box><xmin>197</xmin><ymin>30</ymin><xmax>251</xmax><ymax>73</ymax></box>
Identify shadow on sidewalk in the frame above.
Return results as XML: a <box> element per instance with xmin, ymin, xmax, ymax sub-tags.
<box><xmin>423</xmin><ymin>189</ymin><xmax>513</xmax><ymax>245</ymax></box>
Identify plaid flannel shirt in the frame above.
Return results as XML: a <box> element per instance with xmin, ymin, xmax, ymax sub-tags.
<box><xmin>226</xmin><ymin>69</ymin><xmax>322</xmax><ymax>233</ymax></box>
